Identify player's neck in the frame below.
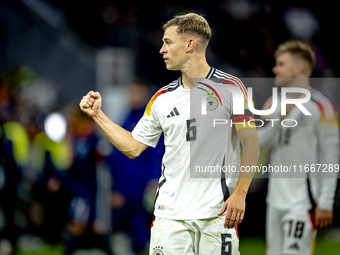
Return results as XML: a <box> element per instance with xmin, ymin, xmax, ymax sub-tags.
<box><xmin>285</xmin><ymin>76</ymin><xmax>312</xmax><ymax>98</ymax></box>
<box><xmin>181</xmin><ymin>57</ymin><xmax>211</xmax><ymax>90</ymax></box>
<box><xmin>286</xmin><ymin>76</ymin><xmax>312</xmax><ymax>89</ymax></box>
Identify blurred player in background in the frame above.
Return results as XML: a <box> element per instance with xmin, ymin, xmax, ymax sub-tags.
<box><xmin>80</xmin><ymin>13</ymin><xmax>259</xmax><ymax>255</ymax></box>
<box><xmin>258</xmin><ymin>40</ymin><xmax>339</xmax><ymax>255</ymax></box>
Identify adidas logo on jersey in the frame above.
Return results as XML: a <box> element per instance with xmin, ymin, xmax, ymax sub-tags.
<box><xmin>167</xmin><ymin>107</ymin><xmax>180</xmax><ymax>118</ymax></box>
<box><xmin>288</xmin><ymin>242</ymin><xmax>300</xmax><ymax>250</ymax></box>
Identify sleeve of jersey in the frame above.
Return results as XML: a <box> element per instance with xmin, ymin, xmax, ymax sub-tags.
<box><xmin>257</xmin><ymin>96</ymin><xmax>281</xmax><ymax>150</ymax></box>
<box><xmin>257</xmin><ymin>119</ymin><xmax>280</xmax><ymax>150</ymax></box>
<box><xmin>131</xmin><ymin>95</ymin><xmax>163</xmax><ymax>148</ymax></box>
<box><xmin>229</xmin><ymin>81</ymin><xmax>256</xmax><ymax>131</ymax></box>
<box><xmin>314</xmin><ymin>102</ymin><xmax>339</xmax><ymax>210</ymax></box>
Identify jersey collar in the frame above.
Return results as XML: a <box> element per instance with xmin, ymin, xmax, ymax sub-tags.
<box><xmin>179</xmin><ymin>67</ymin><xmax>215</xmax><ymax>87</ymax></box>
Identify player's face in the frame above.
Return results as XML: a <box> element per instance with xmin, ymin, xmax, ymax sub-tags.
<box><xmin>160</xmin><ymin>26</ymin><xmax>189</xmax><ymax>71</ymax></box>
<box><xmin>272</xmin><ymin>52</ymin><xmax>299</xmax><ymax>87</ymax></box>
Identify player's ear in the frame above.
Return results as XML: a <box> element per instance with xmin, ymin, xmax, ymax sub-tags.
<box><xmin>187</xmin><ymin>38</ymin><xmax>196</xmax><ymax>52</ymax></box>
<box><xmin>295</xmin><ymin>62</ymin><xmax>305</xmax><ymax>75</ymax></box>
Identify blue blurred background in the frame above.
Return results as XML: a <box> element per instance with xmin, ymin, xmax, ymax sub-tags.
<box><xmin>0</xmin><ymin>0</ymin><xmax>339</xmax><ymax>254</ymax></box>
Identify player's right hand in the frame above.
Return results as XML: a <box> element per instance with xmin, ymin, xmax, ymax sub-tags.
<box><xmin>315</xmin><ymin>208</ymin><xmax>333</xmax><ymax>231</ymax></box>
<box><xmin>79</xmin><ymin>91</ymin><xmax>102</xmax><ymax>118</ymax></box>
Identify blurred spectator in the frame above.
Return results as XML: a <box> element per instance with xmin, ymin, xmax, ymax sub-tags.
<box><xmin>29</xmin><ymin>112</ymin><xmax>73</xmax><ymax>244</ymax></box>
<box><xmin>63</xmin><ymin>106</ymin><xmax>113</xmax><ymax>255</ymax></box>
<box><xmin>0</xmin><ymin>120</ymin><xmax>30</xmax><ymax>253</ymax></box>
<box><xmin>108</xmin><ymin>80</ymin><xmax>164</xmax><ymax>254</ymax></box>
<box><xmin>0</xmin><ymin>65</ymin><xmax>35</xmax><ymax>254</ymax></box>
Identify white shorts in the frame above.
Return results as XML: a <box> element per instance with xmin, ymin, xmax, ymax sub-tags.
<box><xmin>150</xmin><ymin>216</ymin><xmax>240</xmax><ymax>255</ymax></box>
<box><xmin>266</xmin><ymin>205</ymin><xmax>317</xmax><ymax>255</ymax></box>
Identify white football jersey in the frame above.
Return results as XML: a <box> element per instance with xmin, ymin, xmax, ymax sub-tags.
<box><xmin>259</xmin><ymin>89</ymin><xmax>339</xmax><ymax>211</ymax></box>
<box><xmin>132</xmin><ymin>67</ymin><xmax>255</xmax><ymax>219</ymax></box>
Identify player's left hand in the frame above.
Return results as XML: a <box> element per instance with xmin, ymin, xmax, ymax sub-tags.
<box><xmin>217</xmin><ymin>192</ymin><xmax>245</xmax><ymax>229</ymax></box>
<box><xmin>315</xmin><ymin>208</ymin><xmax>333</xmax><ymax>231</ymax></box>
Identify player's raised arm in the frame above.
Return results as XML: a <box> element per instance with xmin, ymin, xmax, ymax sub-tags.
<box><xmin>79</xmin><ymin>91</ymin><xmax>148</xmax><ymax>159</ymax></box>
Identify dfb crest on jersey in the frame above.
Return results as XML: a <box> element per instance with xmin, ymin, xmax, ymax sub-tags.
<box><xmin>206</xmin><ymin>96</ymin><xmax>219</xmax><ymax>111</ymax></box>
<box><xmin>154</xmin><ymin>249</ymin><xmax>164</xmax><ymax>255</ymax></box>
<box><xmin>153</xmin><ymin>246</ymin><xmax>164</xmax><ymax>255</ymax></box>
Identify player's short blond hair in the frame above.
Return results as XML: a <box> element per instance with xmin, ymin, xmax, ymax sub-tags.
<box><xmin>275</xmin><ymin>40</ymin><xmax>316</xmax><ymax>76</ymax></box>
<box><xmin>162</xmin><ymin>13</ymin><xmax>212</xmax><ymax>50</ymax></box>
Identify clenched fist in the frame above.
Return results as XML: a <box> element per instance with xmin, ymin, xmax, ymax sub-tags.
<box><xmin>79</xmin><ymin>91</ymin><xmax>102</xmax><ymax>117</ymax></box>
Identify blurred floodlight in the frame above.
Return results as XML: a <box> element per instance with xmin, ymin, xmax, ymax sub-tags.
<box><xmin>44</xmin><ymin>113</ymin><xmax>67</xmax><ymax>142</ymax></box>
<box><xmin>283</xmin><ymin>7</ymin><xmax>319</xmax><ymax>40</ymax></box>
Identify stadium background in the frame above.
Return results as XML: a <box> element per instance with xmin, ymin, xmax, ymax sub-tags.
<box><xmin>0</xmin><ymin>0</ymin><xmax>339</xmax><ymax>254</ymax></box>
